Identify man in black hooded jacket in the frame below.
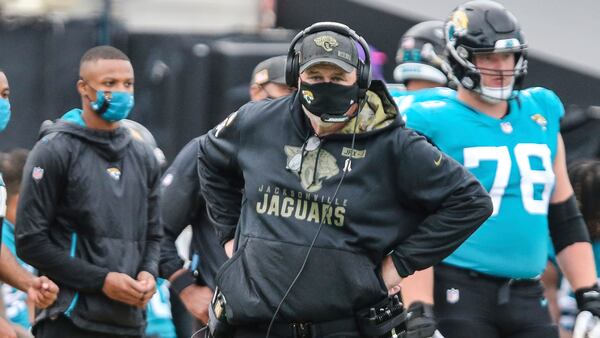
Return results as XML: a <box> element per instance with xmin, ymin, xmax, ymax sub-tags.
<box><xmin>16</xmin><ymin>46</ymin><xmax>161</xmax><ymax>338</ymax></box>
<box><xmin>198</xmin><ymin>22</ymin><xmax>493</xmax><ymax>338</ymax></box>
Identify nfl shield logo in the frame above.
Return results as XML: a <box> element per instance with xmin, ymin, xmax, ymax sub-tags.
<box><xmin>447</xmin><ymin>288</ymin><xmax>460</xmax><ymax>304</ymax></box>
<box><xmin>500</xmin><ymin>122</ymin><xmax>513</xmax><ymax>134</ymax></box>
<box><xmin>32</xmin><ymin>167</ymin><xmax>44</xmax><ymax>181</ymax></box>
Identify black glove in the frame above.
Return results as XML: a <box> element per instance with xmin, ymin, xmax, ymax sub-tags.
<box><xmin>405</xmin><ymin>302</ymin><xmax>438</xmax><ymax>338</ymax></box>
<box><xmin>576</xmin><ymin>284</ymin><xmax>600</xmax><ymax>316</ymax></box>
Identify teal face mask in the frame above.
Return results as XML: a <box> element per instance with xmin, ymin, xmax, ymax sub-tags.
<box><xmin>91</xmin><ymin>90</ymin><xmax>134</xmax><ymax>122</ymax></box>
<box><xmin>0</xmin><ymin>98</ymin><xmax>11</xmax><ymax>132</ymax></box>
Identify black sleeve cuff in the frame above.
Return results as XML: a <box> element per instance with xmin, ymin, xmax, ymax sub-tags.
<box><xmin>549</xmin><ymin>195</ymin><xmax>590</xmax><ymax>254</ymax></box>
<box><xmin>170</xmin><ymin>270</ymin><xmax>197</xmax><ymax>295</ymax></box>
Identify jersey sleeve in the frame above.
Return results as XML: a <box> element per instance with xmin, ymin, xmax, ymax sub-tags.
<box><xmin>158</xmin><ymin>138</ymin><xmax>202</xmax><ymax>279</ymax></box>
<box><xmin>198</xmin><ymin>105</ymin><xmax>250</xmax><ymax>245</ymax></box>
<box><xmin>527</xmin><ymin>87</ymin><xmax>565</xmax><ymax>130</ymax></box>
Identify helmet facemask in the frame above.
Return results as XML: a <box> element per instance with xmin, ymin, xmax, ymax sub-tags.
<box><xmin>448</xmin><ymin>40</ymin><xmax>527</xmax><ymax>103</ymax></box>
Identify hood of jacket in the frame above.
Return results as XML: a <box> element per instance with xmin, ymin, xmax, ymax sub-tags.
<box><xmin>39</xmin><ymin>109</ymin><xmax>132</xmax><ymax>162</ymax></box>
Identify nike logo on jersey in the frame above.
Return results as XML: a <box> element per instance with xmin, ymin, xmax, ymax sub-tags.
<box><xmin>434</xmin><ymin>153</ymin><xmax>443</xmax><ymax>167</ymax></box>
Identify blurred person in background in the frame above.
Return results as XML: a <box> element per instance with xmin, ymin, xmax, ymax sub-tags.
<box><xmin>0</xmin><ymin>70</ymin><xmax>59</xmax><ymax>338</ymax></box>
<box><xmin>159</xmin><ymin>55</ymin><xmax>293</xmax><ymax>337</ymax></box>
<box><xmin>552</xmin><ymin>160</ymin><xmax>600</xmax><ymax>338</ymax></box>
<box><xmin>387</xmin><ymin>20</ymin><xmax>459</xmax><ymax>338</ymax></box>
<box><xmin>249</xmin><ymin>55</ymin><xmax>294</xmax><ymax>100</ymax></box>
<box><xmin>388</xmin><ymin>20</ymin><xmax>456</xmax><ymax>117</ymax></box>
<box><xmin>0</xmin><ymin>149</ymin><xmax>34</xmax><ymax>338</ymax></box>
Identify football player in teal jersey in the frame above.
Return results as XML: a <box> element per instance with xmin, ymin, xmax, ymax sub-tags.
<box><xmin>388</xmin><ymin>20</ymin><xmax>456</xmax><ymax>118</ymax></box>
<box><xmin>1</xmin><ymin>150</ymin><xmax>34</xmax><ymax>337</ymax></box>
<box><xmin>0</xmin><ymin>72</ymin><xmax>58</xmax><ymax>338</ymax></box>
<box><xmin>404</xmin><ymin>1</ymin><xmax>600</xmax><ymax>337</ymax></box>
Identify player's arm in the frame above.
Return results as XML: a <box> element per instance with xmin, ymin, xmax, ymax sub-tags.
<box><xmin>549</xmin><ymin>134</ymin><xmax>600</xmax><ymax>328</ymax></box>
<box><xmin>15</xmin><ymin>139</ymin><xmax>110</xmax><ymax>292</ymax></box>
<box><xmin>0</xmin><ymin>244</ymin><xmax>32</xmax><ymax>292</ymax></box>
<box><xmin>551</xmin><ymin>134</ymin><xmax>597</xmax><ymax>288</ymax></box>
<box><xmin>1</xmin><ymin>228</ymin><xmax>59</xmax><ymax>308</ymax></box>
<box><xmin>159</xmin><ymin>139</ymin><xmax>202</xmax><ymax>283</ymax></box>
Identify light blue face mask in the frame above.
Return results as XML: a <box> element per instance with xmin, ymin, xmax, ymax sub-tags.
<box><xmin>91</xmin><ymin>90</ymin><xmax>134</xmax><ymax>122</ymax></box>
<box><xmin>0</xmin><ymin>98</ymin><xmax>11</xmax><ymax>132</ymax></box>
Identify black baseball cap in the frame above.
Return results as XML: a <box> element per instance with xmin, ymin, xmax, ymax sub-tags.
<box><xmin>299</xmin><ymin>31</ymin><xmax>359</xmax><ymax>73</ymax></box>
<box><xmin>251</xmin><ymin>55</ymin><xmax>287</xmax><ymax>85</ymax></box>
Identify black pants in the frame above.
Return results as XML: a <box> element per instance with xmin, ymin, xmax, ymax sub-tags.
<box><xmin>231</xmin><ymin>321</ymin><xmax>363</xmax><ymax>338</ymax></box>
<box><xmin>35</xmin><ymin>316</ymin><xmax>142</xmax><ymax>338</ymax></box>
<box><xmin>169</xmin><ymin>288</ymin><xmax>194</xmax><ymax>338</ymax></box>
<box><xmin>434</xmin><ymin>264</ymin><xmax>559</xmax><ymax>338</ymax></box>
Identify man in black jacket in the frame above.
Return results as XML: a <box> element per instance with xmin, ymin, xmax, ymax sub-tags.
<box><xmin>159</xmin><ymin>55</ymin><xmax>292</xmax><ymax>331</ymax></box>
<box><xmin>15</xmin><ymin>46</ymin><xmax>162</xmax><ymax>338</ymax></box>
<box><xmin>198</xmin><ymin>22</ymin><xmax>493</xmax><ymax>338</ymax></box>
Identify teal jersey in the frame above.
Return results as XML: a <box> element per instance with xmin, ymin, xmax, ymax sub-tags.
<box><xmin>593</xmin><ymin>240</ymin><xmax>600</xmax><ymax>278</ymax></box>
<box><xmin>145</xmin><ymin>278</ymin><xmax>177</xmax><ymax>338</ymax></box>
<box><xmin>405</xmin><ymin>87</ymin><xmax>564</xmax><ymax>278</ymax></box>
<box><xmin>0</xmin><ymin>174</ymin><xmax>6</xmax><ymax>219</ymax></box>
<box><xmin>387</xmin><ymin>85</ymin><xmax>457</xmax><ymax>119</ymax></box>
<box><xmin>2</xmin><ymin>220</ymin><xmax>33</xmax><ymax>329</ymax></box>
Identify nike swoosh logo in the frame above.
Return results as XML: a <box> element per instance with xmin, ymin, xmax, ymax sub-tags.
<box><xmin>434</xmin><ymin>153</ymin><xmax>443</xmax><ymax>166</ymax></box>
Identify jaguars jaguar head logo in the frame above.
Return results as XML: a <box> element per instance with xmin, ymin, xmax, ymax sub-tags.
<box><xmin>301</xmin><ymin>90</ymin><xmax>314</xmax><ymax>104</ymax></box>
<box><xmin>531</xmin><ymin>113</ymin><xmax>547</xmax><ymax>130</ymax></box>
<box><xmin>284</xmin><ymin>145</ymin><xmax>339</xmax><ymax>192</ymax></box>
<box><xmin>314</xmin><ymin>35</ymin><xmax>339</xmax><ymax>52</ymax></box>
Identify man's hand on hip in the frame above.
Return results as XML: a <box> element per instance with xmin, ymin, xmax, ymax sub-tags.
<box><xmin>179</xmin><ymin>284</ymin><xmax>214</xmax><ymax>324</ymax></box>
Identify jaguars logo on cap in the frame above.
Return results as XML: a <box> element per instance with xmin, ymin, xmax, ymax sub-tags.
<box><xmin>314</xmin><ymin>35</ymin><xmax>338</xmax><ymax>52</ymax></box>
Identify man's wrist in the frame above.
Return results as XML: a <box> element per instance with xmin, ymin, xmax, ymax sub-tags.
<box><xmin>170</xmin><ymin>270</ymin><xmax>197</xmax><ymax>295</ymax></box>
<box><xmin>575</xmin><ymin>284</ymin><xmax>600</xmax><ymax>309</ymax></box>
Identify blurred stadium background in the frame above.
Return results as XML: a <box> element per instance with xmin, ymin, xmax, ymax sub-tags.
<box><xmin>0</xmin><ymin>0</ymin><xmax>598</xmax><ymax>162</ymax></box>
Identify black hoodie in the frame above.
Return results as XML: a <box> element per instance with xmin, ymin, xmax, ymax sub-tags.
<box><xmin>198</xmin><ymin>81</ymin><xmax>493</xmax><ymax>324</ymax></box>
<box><xmin>16</xmin><ymin>114</ymin><xmax>162</xmax><ymax>335</ymax></box>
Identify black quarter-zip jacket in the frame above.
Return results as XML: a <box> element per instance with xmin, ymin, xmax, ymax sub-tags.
<box><xmin>16</xmin><ymin>116</ymin><xmax>162</xmax><ymax>335</ymax></box>
<box><xmin>198</xmin><ymin>80</ymin><xmax>493</xmax><ymax>324</ymax></box>
<box><xmin>158</xmin><ymin>136</ymin><xmax>227</xmax><ymax>288</ymax></box>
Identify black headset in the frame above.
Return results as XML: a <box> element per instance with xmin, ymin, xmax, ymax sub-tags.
<box><xmin>285</xmin><ymin>21</ymin><xmax>372</xmax><ymax>100</ymax></box>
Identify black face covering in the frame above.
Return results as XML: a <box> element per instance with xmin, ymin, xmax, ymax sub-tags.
<box><xmin>299</xmin><ymin>81</ymin><xmax>360</xmax><ymax>121</ymax></box>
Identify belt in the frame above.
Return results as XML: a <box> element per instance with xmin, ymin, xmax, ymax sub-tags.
<box><xmin>253</xmin><ymin>317</ymin><xmax>359</xmax><ymax>338</ymax></box>
<box><xmin>439</xmin><ymin>264</ymin><xmax>540</xmax><ymax>305</ymax></box>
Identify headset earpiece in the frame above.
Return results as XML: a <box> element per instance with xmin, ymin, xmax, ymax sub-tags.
<box><xmin>285</xmin><ymin>52</ymin><xmax>299</xmax><ymax>88</ymax></box>
<box><xmin>356</xmin><ymin>60</ymin><xmax>372</xmax><ymax>100</ymax></box>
